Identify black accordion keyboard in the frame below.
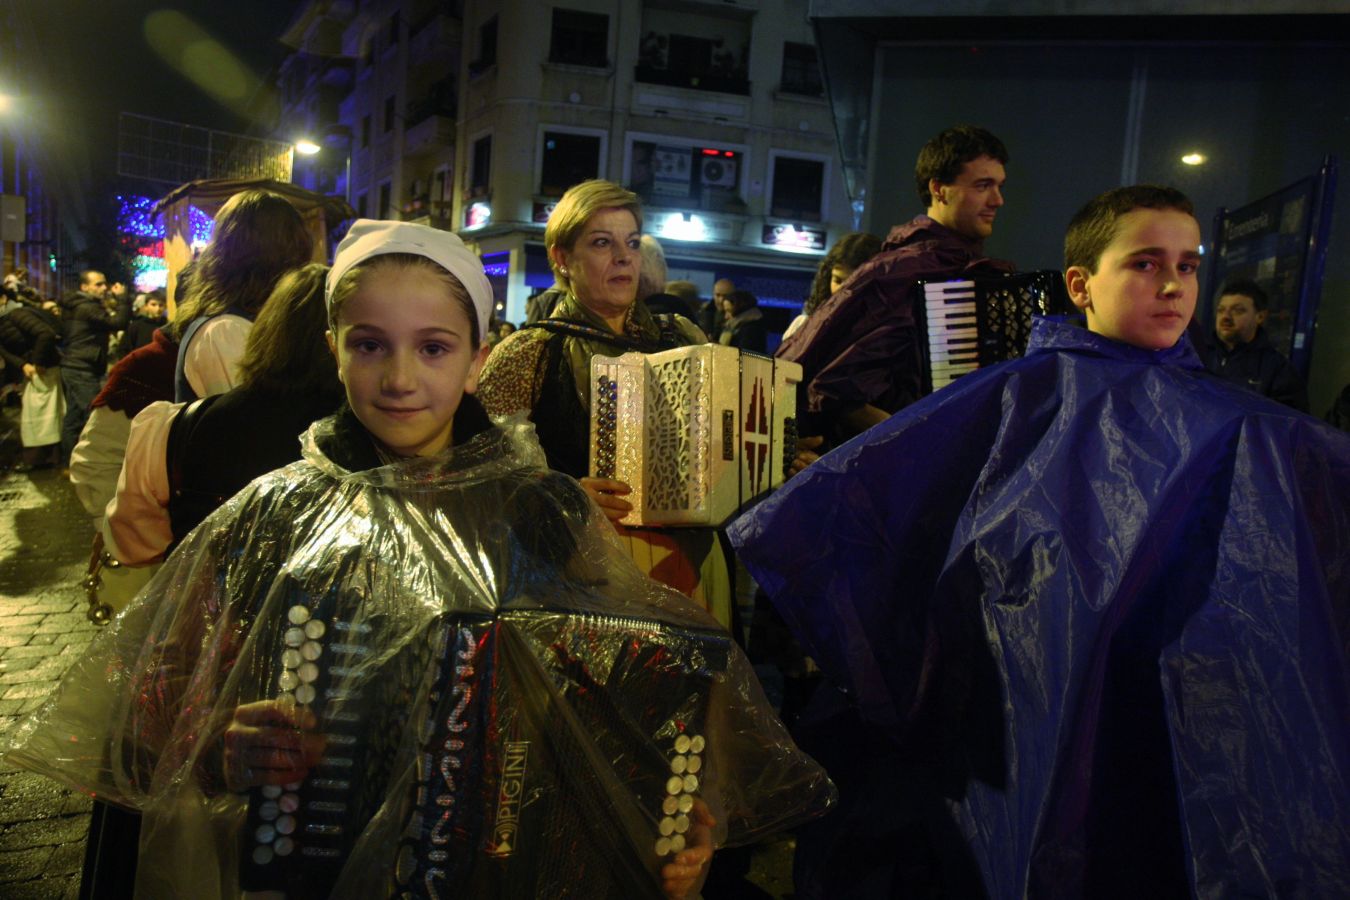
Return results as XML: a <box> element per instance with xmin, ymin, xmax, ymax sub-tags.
<box><xmin>914</xmin><ymin>270</ymin><xmax>1069</xmax><ymax>394</ymax></box>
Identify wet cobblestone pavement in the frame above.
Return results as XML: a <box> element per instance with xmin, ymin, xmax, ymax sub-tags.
<box><xmin>0</xmin><ymin>408</ymin><xmax>99</xmax><ymax>899</ymax></box>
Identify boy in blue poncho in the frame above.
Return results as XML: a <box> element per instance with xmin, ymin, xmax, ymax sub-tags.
<box><xmin>729</xmin><ymin>185</ymin><xmax>1350</xmax><ymax>899</ymax></box>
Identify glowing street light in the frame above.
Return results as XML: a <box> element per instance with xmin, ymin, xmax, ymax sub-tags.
<box><xmin>294</xmin><ymin>138</ymin><xmax>322</xmax><ymax>156</ymax></box>
<box><xmin>1181</xmin><ymin>152</ymin><xmax>1207</xmax><ymax>166</ymax></box>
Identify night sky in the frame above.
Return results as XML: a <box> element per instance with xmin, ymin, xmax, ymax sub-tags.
<box><xmin>15</xmin><ymin>1</ymin><xmax>304</xmax><ymax>225</ymax></box>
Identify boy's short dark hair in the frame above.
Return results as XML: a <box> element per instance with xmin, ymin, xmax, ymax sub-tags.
<box><xmin>1064</xmin><ymin>185</ymin><xmax>1195</xmax><ymax>272</ymax></box>
<box><xmin>1219</xmin><ymin>278</ymin><xmax>1268</xmax><ymax>311</ymax></box>
<box><xmin>915</xmin><ymin>126</ymin><xmax>1009</xmax><ymax>206</ymax></box>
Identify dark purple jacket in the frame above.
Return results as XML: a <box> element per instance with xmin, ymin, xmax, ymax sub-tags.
<box><xmin>776</xmin><ymin>215</ymin><xmax>1012</xmax><ymax>440</ymax></box>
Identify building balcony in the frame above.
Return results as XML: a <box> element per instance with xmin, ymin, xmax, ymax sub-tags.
<box><xmin>403</xmin><ymin>113</ymin><xmax>454</xmax><ymax>158</ymax></box>
<box><xmin>634</xmin><ymin>65</ymin><xmax>749</xmax><ymax>96</ymax></box>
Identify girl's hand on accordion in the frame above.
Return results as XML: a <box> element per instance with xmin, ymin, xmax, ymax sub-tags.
<box><xmin>660</xmin><ymin>799</ymin><xmax>715</xmax><ymax>900</ymax></box>
<box><xmin>579</xmin><ymin>476</ymin><xmax>633</xmax><ymax>524</ymax></box>
<box><xmin>223</xmin><ymin>700</ymin><xmax>328</xmax><ymax>791</ymax></box>
<box><xmin>789</xmin><ymin>435</ymin><xmax>825</xmax><ymax>478</ymax></box>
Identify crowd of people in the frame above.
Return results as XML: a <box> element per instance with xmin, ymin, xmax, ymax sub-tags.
<box><xmin>2</xmin><ymin>122</ymin><xmax>1348</xmax><ymax>899</ymax></box>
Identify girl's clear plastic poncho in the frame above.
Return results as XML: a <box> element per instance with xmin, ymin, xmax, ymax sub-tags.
<box><xmin>6</xmin><ymin>410</ymin><xmax>834</xmax><ymax>899</ymax></box>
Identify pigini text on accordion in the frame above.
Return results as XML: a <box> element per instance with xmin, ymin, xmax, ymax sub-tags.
<box><xmin>915</xmin><ymin>270</ymin><xmax>1070</xmax><ymax>393</ymax></box>
<box><xmin>589</xmin><ymin>344</ymin><xmax>802</xmax><ymax>527</ymax></box>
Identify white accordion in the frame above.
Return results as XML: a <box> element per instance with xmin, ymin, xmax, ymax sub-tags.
<box><xmin>589</xmin><ymin>345</ymin><xmax>802</xmax><ymax>527</ymax></box>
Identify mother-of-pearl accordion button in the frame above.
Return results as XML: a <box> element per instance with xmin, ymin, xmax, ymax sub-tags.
<box><xmin>284</xmin><ymin>628</ymin><xmax>305</xmax><ymax>648</ymax></box>
<box><xmin>666</xmin><ymin>776</ymin><xmax>683</xmax><ymax>795</ymax></box>
<box><xmin>275</xmin><ymin>814</ymin><xmax>296</xmax><ymax>835</ymax></box>
<box><xmin>677</xmin><ymin>794</ymin><xmax>694</xmax><ymax>814</ymax></box>
<box><xmin>287</xmin><ymin>605</ymin><xmax>311</xmax><ymax>625</ymax></box>
<box><xmin>255</xmin><ymin>824</ymin><xmax>276</xmax><ymax>843</ymax></box>
<box><xmin>674</xmin><ymin>735</ymin><xmax>692</xmax><ymax>754</ymax></box>
<box><xmin>294</xmin><ymin>684</ymin><xmax>317</xmax><ymax>705</ymax></box>
<box><xmin>670</xmin><ymin>834</ymin><xmax>686</xmax><ymax>853</ymax></box>
<box><xmin>281</xmin><ymin>649</ymin><xmax>302</xmax><ymax>669</ymax></box>
<box><xmin>278</xmin><ymin>671</ymin><xmax>299</xmax><ymax>691</ymax></box>
<box><xmin>659</xmin><ymin>817</ymin><xmax>676</xmax><ymax>836</ymax></box>
<box><xmin>662</xmin><ymin>796</ymin><xmax>679</xmax><ymax>816</ymax></box>
<box><xmin>297</xmin><ymin>662</ymin><xmax>320</xmax><ymax>684</ymax></box>
<box><xmin>300</xmin><ymin>641</ymin><xmax>323</xmax><ymax>661</ymax></box>
<box><xmin>674</xmin><ymin>814</ymin><xmax>690</xmax><ymax>834</ymax></box>
<box><xmin>303</xmin><ymin>619</ymin><xmax>326</xmax><ymax>639</ymax></box>
<box><xmin>682</xmin><ymin>774</ymin><xmax>699</xmax><ymax>793</ymax></box>
<box><xmin>279</xmin><ymin>793</ymin><xmax>300</xmax><ymax>814</ymax></box>
<box><xmin>670</xmin><ymin>756</ymin><xmax>687</xmax><ymax>775</ymax></box>
<box><xmin>258</xmin><ymin>800</ymin><xmax>280</xmax><ymax>821</ymax></box>
<box><xmin>686</xmin><ymin>755</ymin><xmax>702</xmax><ymax>774</ymax></box>
<box><xmin>689</xmin><ymin>735</ymin><xmax>705</xmax><ymax>754</ymax></box>
<box><xmin>655</xmin><ymin>837</ymin><xmax>673</xmax><ymax>856</ymax></box>
<box><xmin>261</xmin><ymin>785</ymin><xmax>282</xmax><ymax>799</ymax></box>
<box><xmin>274</xmin><ymin>836</ymin><xmax>294</xmax><ymax>856</ymax></box>
<box><xmin>252</xmin><ymin>845</ymin><xmax>274</xmax><ymax>865</ymax></box>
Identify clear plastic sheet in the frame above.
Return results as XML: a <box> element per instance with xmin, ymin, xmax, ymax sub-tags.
<box><xmin>7</xmin><ymin>412</ymin><xmax>834</xmax><ymax>899</ymax></box>
<box><xmin>731</xmin><ymin>319</ymin><xmax>1350</xmax><ymax>898</ymax></box>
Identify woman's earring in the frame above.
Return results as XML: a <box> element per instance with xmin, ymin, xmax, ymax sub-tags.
<box><xmin>560</xmin><ymin>267</ymin><xmax>569</xmax><ymax>276</ymax></box>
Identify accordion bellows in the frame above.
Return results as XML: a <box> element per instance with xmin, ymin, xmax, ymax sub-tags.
<box><xmin>3</xmin><ymin>412</ymin><xmax>834</xmax><ymax>899</ymax></box>
<box><xmin>590</xmin><ymin>345</ymin><xmax>802</xmax><ymax>526</ymax></box>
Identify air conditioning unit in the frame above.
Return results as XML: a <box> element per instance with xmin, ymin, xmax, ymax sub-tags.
<box><xmin>701</xmin><ymin>156</ymin><xmax>737</xmax><ymax>188</ymax></box>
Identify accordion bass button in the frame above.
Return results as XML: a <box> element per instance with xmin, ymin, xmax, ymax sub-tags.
<box><xmin>670</xmin><ymin>834</ymin><xmax>686</xmax><ymax>853</ymax></box>
<box><xmin>255</xmin><ymin>824</ymin><xmax>277</xmax><ymax>844</ymax></box>
<box><xmin>261</xmin><ymin>785</ymin><xmax>282</xmax><ymax>799</ymax></box>
<box><xmin>659</xmin><ymin>817</ymin><xmax>676</xmax><ymax>836</ymax></box>
<box><xmin>682</xmin><ymin>774</ymin><xmax>699</xmax><ymax>793</ymax></box>
<box><xmin>278</xmin><ymin>671</ymin><xmax>299</xmax><ymax>691</ymax></box>
<box><xmin>300</xmin><ymin>641</ymin><xmax>322</xmax><ymax>661</ymax></box>
<box><xmin>279</xmin><ymin>793</ymin><xmax>300</xmax><ymax>814</ymax></box>
<box><xmin>274</xmin><ymin>837</ymin><xmax>295</xmax><ymax>857</ymax></box>
<box><xmin>689</xmin><ymin>735</ymin><xmax>705</xmax><ymax>754</ymax></box>
<box><xmin>655</xmin><ymin>837</ymin><xmax>673</xmax><ymax>857</ymax></box>
<box><xmin>288</xmin><ymin>605</ymin><xmax>311</xmax><ymax>625</ymax></box>
<box><xmin>674</xmin><ymin>735</ymin><xmax>692</xmax><ymax>754</ymax></box>
<box><xmin>674</xmin><ymin>814</ymin><xmax>690</xmax><ymax>834</ymax></box>
<box><xmin>686</xmin><ymin>755</ymin><xmax>702</xmax><ymax>774</ymax></box>
<box><xmin>666</xmin><ymin>776</ymin><xmax>683</xmax><ymax>795</ymax></box>
<box><xmin>284</xmin><ymin>627</ymin><xmax>305</xmax><ymax>648</ymax></box>
<box><xmin>294</xmin><ymin>684</ymin><xmax>317</xmax><ymax>705</ymax></box>
<box><xmin>662</xmin><ymin>796</ymin><xmax>679</xmax><ymax>816</ymax></box>
<box><xmin>252</xmin><ymin>845</ymin><xmax>275</xmax><ymax>865</ymax></box>
<box><xmin>304</xmin><ymin>619</ymin><xmax>326</xmax><ymax>639</ymax></box>
<box><xmin>670</xmin><ymin>756</ymin><xmax>687</xmax><ymax>775</ymax></box>
<box><xmin>677</xmin><ymin>794</ymin><xmax>694</xmax><ymax>814</ymax></box>
<box><xmin>297</xmin><ymin>662</ymin><xmax>320</xmax><ymax>684</ymax></box>
<box><xmin>259</xmin><ymin>801</ymin><xmax>280</xmax><ymax>821</ymax></box>
<box><xmin>275</xmin><ymin>814</ymin><xmax>296</xmax><ymax>835</ymax></box>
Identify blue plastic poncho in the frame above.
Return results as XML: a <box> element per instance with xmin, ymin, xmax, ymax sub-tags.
<box><xmin>730</xmin><ymin>318</ymin><xmax>1350</xmax><ymax>898</ymax></box>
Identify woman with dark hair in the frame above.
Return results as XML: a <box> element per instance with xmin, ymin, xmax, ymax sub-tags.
<box><xmin>171</xmin><ymin>189</ymin><xmax>314</xmax><ymax>402</ymax></box>
<box><xmin>718</xmin><ymin>290</ymin><xmax>767</xmax><ymax>353</ymax></box>
<box><xmin>783</xmin><ymin>232</ymin><xmax>882</xmax><ymax>340</ymax></box>
<box><xmin>107</xmin><ymin>263</ymin><xmax>344</xmax><ymax>564</ymax></box>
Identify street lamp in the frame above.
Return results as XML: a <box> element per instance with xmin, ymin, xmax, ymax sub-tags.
<box><xmin>295</xmin><ymin>129</ymin><xmax>353</xmax><ymax>204</ymax></box>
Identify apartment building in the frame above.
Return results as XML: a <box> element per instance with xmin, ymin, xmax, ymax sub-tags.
<box><xmin>278</xmin><ymin>0</ymin><xmax>846</xmax><ymax>328</ymax></box>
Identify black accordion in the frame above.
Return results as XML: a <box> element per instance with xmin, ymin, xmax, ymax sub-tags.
<box><xmin>914</xmin><ymin>270</ymin><xmax>1070</xmax><ymax>394</ymax></box>
<box><xmin>238</xmin><ymin>588</ymin><xmax>730</xmax><ymax>899</ymax></box>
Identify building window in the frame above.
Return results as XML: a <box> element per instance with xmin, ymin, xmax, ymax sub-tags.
<box><xmin>627</xmin><ymin>140</ymin><xmax>744</xmax><ymax>213</ymax></box>
<box><xmin>378</xmin><ymin>182</ymin><xmax>391</xmax><ymax>218</ymax></box>
<box><xmin>469</xmin><ymin>135</ymin><xmax>492</xmax><ymax>198</ymax></box>
<box><xmin>540</xmin><ymin>130</ymin><xmax>602</xmax><ymax>197</ymax></box>
<box><xmin>549</xmin><ymin>9</ymin><xmax>609</xmax><ymax>68</ymax></box>
<box><xmin>356</xmin><ymin>192</ymin><xmax>368</xmax><ymax>218</ymax></box>
<box><xmin>781</xmin><ymin>42</ymin><xmax>823</xmax><ymax>96</ymax></box>
<box><xmin>770</xmin><ymin>155</ymin><xmax>825</xmax><ymax>222</ymax></box>
<box><xmin>384</xmin><ymin>95</ymin><xmax>397</xmax><ymax>133</ymax></box>
<box><xmin>386</xmin><ymin>11</ymin><xmax>401</xmax><ymax>50</ymax></box>
<box><xmin>360</xmin><ymin>115</ymin><xmax>371</xmax><ymax>148</ymax></box>
<box><xmin>472</xmin><ymin>16</ymin><xmax>498</xmax><ymax>73</ymax></box>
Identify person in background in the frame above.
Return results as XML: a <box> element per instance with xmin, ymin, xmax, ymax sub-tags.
<box><xmin>170</xmin><ymin>190</ymin><xmax>313</xmax><ymax>402</ymax></box>
<box><xmin>59</xmin><ymin>270</ymin><xmax>130</xmax><ymax>469</ymax></box>
<box><xmin>118</xmin><ymin>289</ymin><xmax>166</xmax><ymax>357</ymax></box>
<box><xmin>698</xmin><ymin>277</ymin><xmax>735</xmax><ymax>338</ymax></box>
<box><xmin>776</xmin><ymin>125</ymin><xmax>1011</xmax><ymax>448</ymax></box>
<box><xmin>719</xmin><ymin>290</ymin><xmax>767</xmax><ymax>353</ymax></box>
<box><xmin>783</xmin><ymin>232</ymin><xmax>883</xmax><ymax>341</ymax></box>
<box><xmin>1201</xmin><ymin>278</ymin><xmax>1308</xmax><ymax>411</ymax></box>
<box><xmin>476</xmin><ymin>180</ymin><xmax>735</xmax><ymax>624</ymax></box>
<box><xmin>0</xmin><ymin>295</ymin><xmax>63</xmax><ymax>470</ymax></box>
<box><xmin>639</xmin><ymin>235</ymin><xmax>698</xmax><ymax>319</ymax></box>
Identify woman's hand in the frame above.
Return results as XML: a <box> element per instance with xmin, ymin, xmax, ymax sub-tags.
<box><xmin>789</xmin><ymin>435</ymin><xmax>825</xmax><ymax>478</ymax></box>
<box><xmin>660</xmin><ymin>800</ymin><xmax>716</xmax><ymax>900</ymax></box>
<box><xmin>223</xmin><ymin>700</ymin><xmax>326</xmax><ymax>791</ymax></box>
<box><xmin>579</xmin><ymin>477</ymin><xmax>633</xmax><ymax>524</ymax></box>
